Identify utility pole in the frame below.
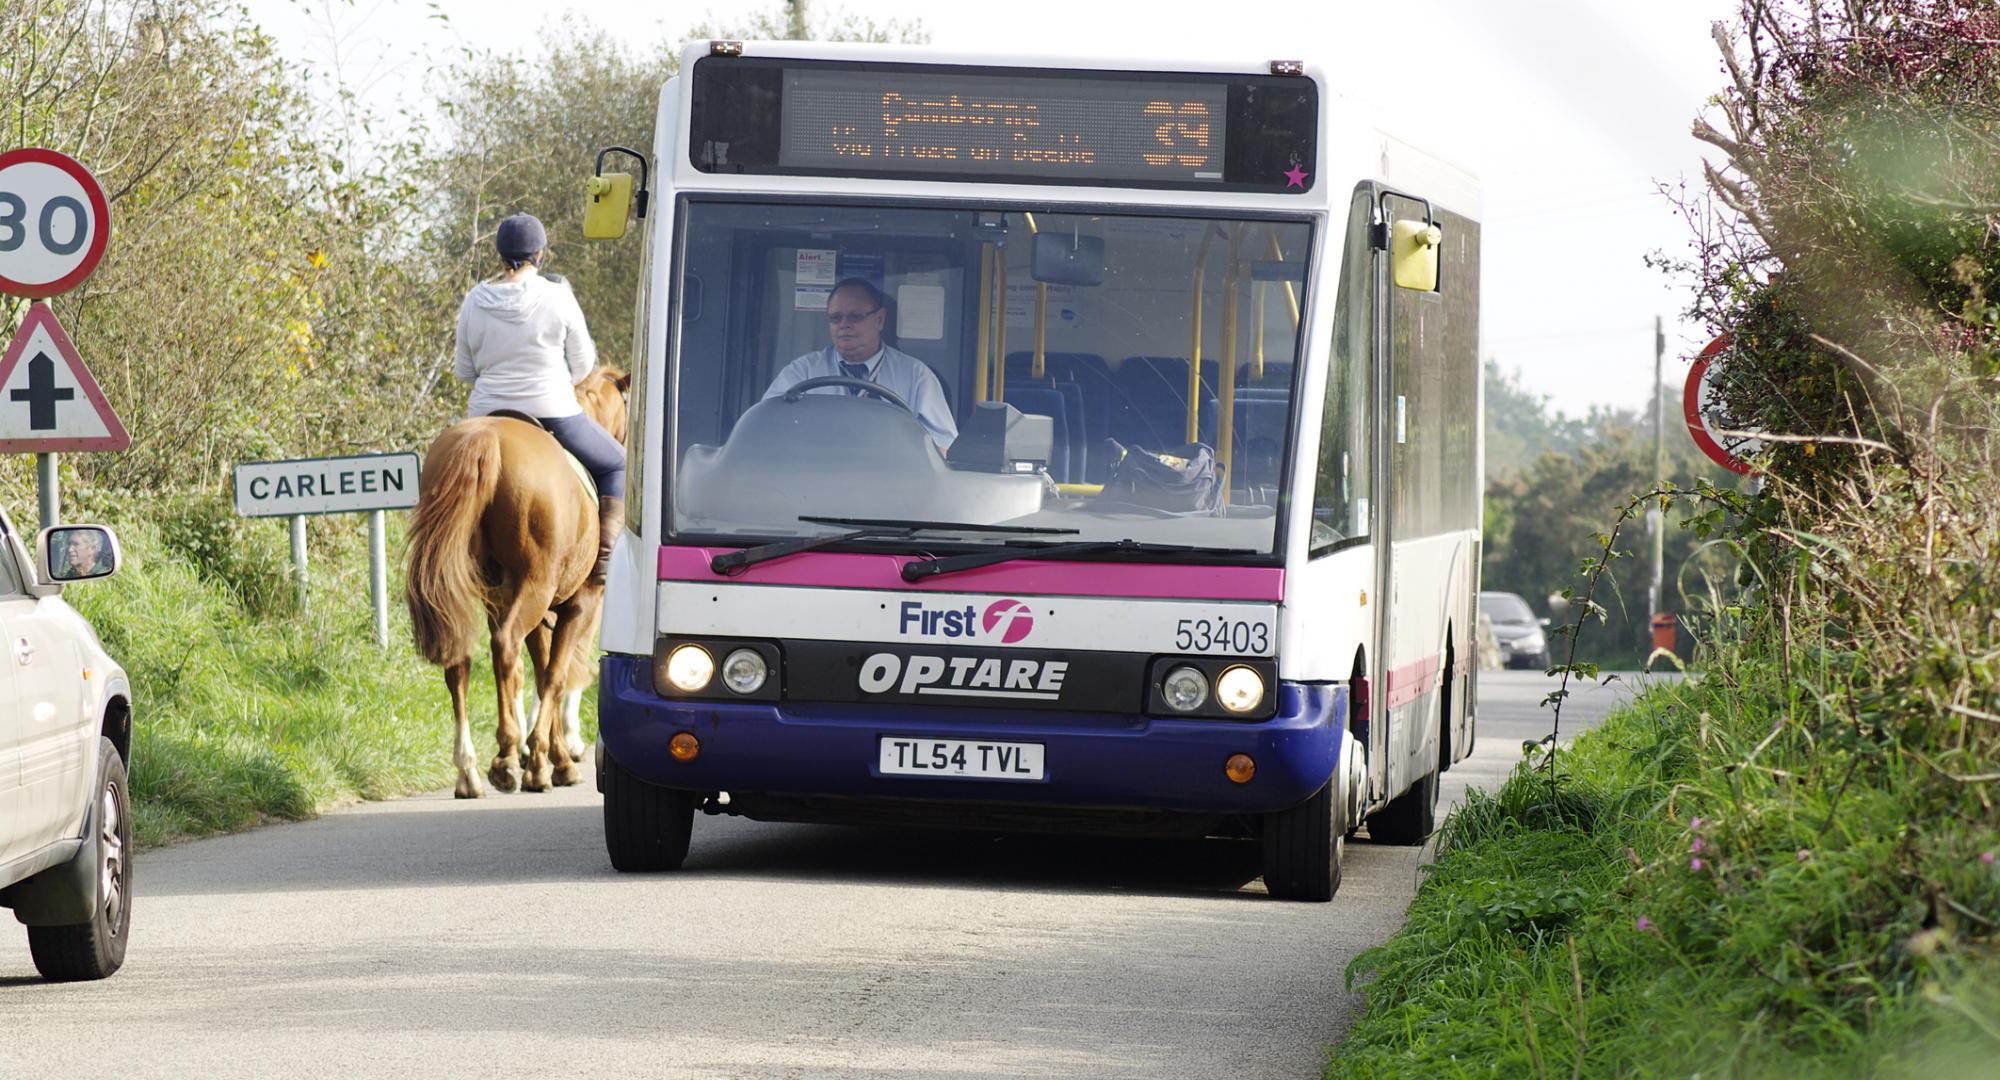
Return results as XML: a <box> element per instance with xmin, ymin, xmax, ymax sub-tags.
<box><xmin>785</xmin><ymin>0</ymin><xmax>808</xmax><ymax>39</ymax></box>
<box><xmin>1648</xmin><ymin>315</ymin><xmax>1666</xmax><ymax>641</ymax></box>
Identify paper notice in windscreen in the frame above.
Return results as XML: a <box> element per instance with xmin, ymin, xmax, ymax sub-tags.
<box><xmin>795</xmin><ymin>248</ymin><xmax>838</xmax><ymax>286</ymax></box>
<box><xmin>794</xmin><ymin>287</ymin><xmax>832</xmax><ymax>311</ymax></box>
<box><xmin>897</xmin><ymin>285</ymin><xmax>946</xmax><ymax>340</ymax></box>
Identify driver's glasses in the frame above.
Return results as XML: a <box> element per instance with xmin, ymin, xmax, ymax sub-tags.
<box><xmin>826</xmin><ymin>307</ymin><xmax>880</xmax><ymax>326</ymax></box>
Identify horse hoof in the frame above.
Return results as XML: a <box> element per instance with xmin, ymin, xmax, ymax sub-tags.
<box><xmin>489</xmin><ymin>761</ymin><xmax>522</xmax><ymax>793</ymax></box>
<box><xmin>454</xmin><ymin>778</ymin><xmax>485</xmax><ymax>799</ymax></box>
<box><xmin>552</xmin><ymin>762</ymin><xmax>583</xmax><ymax>787</ymax></box>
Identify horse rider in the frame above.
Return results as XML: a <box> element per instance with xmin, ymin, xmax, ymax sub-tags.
<box><xmin>452</xmin><ymin>212</ymin><xmax>625</xmax><ymax>584</ymax></box>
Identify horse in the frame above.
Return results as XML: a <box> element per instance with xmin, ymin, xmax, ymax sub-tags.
<box><xmin>403</xmin><ymin>366</ymin><xmax>630</xmax><ymax>798</ymax></box>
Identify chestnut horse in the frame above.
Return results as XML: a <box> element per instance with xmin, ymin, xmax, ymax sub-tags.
<box><xmin>404</xmin><ymin>367</ymin><xmax>630</xmax><ymax>797</ymax></box>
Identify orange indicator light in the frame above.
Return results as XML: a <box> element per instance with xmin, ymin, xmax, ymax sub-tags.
<box><xmin>669</xmin><ymin>732</ymin><xmax>701</xmax><ymax>762</ymax></box>
<box><xmin>1225</xmin><ymin>753</ymin><xmax>1256</xmax><ymax>784</ymax></box>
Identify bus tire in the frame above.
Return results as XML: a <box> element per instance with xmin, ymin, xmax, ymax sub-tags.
<box><xmin>601</xmin><ymin>746</ymin><xmax>695</xmax><ymax>873</ymax></box>
<box><xmin>1261</xmin><ymin>781</ymin><xmax>1344</xmax><ymax>902</ymax></box>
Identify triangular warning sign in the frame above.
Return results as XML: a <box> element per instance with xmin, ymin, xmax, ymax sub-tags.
<box><xmin>0</xmin><ymin>302</ymin><xmax>128</xmax><ymax>452</ymax></box>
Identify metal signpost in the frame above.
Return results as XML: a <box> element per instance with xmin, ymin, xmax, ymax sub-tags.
<box><xmin>233</xmin><ymin>452</ymin><xmax>421</xmax><ymax>643</ymax></box>
<box><xmin>0</xmin><ymin>148</ymin><xmax>123</xmax><ymax>528</ymax></box>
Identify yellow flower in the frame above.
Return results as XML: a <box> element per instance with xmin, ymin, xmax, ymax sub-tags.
<box><xmin>306</xmin><ymin>249</ymin><xmax>329</xmax><ymax>270</ymax></box>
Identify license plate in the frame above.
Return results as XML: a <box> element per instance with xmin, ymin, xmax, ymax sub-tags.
<box><xmin>878</xmin><ymin>737</ymin><xmax>1045</xmax><ymax>780</ymax></box>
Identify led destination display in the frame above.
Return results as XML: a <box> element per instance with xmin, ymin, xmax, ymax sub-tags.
<box><xmin>780</xmin><ymin>69</ymin><xmax>1230</xmax><ymax>184</ymax></box>
<box><xmin>689</xmin><ymin>57</ymin><xmax>1318</xmax><ymax>193</ymax></box>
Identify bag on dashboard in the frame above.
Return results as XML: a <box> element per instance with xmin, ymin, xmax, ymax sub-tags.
<box><xmin>1095</xmin><ymin>440</ymin><xmax>1223</xmax><ymax>515</ymax></box>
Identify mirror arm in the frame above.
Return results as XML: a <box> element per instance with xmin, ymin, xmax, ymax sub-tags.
<box><xmin>1370</xmin><ymin>188</ymin><xmax>1434</xmax><ymax>250</ymax></box>
<box><xmin>594</xmin><ymin>146</ymin><xmax>651</xmax><ymax>218</ymax></box>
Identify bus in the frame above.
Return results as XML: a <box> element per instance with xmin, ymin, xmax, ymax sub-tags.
<box><xmin>586</xmin><ymin>41</ymin><xmax>1481</xmax><ymax>900</ymax></box>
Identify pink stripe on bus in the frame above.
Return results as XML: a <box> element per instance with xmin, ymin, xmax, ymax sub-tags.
<box><xmin>658</xmin><ymin>546</ymin><xmax>1284</xmax><ymax>601</ymax></box>
<box><xmin>1384</xmin><ymin>653</ymin><xmax>1443</xmax><ymax>709</ymax></box>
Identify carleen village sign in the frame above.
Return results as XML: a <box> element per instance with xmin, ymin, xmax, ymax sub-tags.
<box><xmin>234</xmin><ymin>452</ymin><xmax>420</xmax><ymax>643</ymax></box>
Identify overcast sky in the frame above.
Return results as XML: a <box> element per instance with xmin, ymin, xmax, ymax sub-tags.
<box><xmin>248</xmin><ymin>0</ymin><xmax>1740</xmax><ymax>417</ymax></box>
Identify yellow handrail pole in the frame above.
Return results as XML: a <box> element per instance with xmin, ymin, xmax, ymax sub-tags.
<box><xmin>1022</xmin><ymin>215</ymin><xmax>1047</xmax><ymax>379</ymax></box>
<box><xmin>1265</xmin><ymin>225</ymin><xmax>1301</xmax><ymax>328</ymax></box>
<box><xmin>1253</xmin><ymin>279</ymin><xmax>1267</xmax><ymax>381</ymax></box>
<box><xmin>994</xmin><ymin>249</ymin><xmax>1009</xmax><ymax>402</ymax></box>
<box><xmin>1187</xmin><ymin>224</ymin><xmax>1219</xmax><ymax>444</ymax></box>
<box><xmin>973</xmin><ymin>243</ymin><xmax>993</xmax><ymax>404</ymax></box>
<box><xmin>1218</xmin><ymin>229</ymin><xmax>1243</xmax><ymax>502</ymax></box>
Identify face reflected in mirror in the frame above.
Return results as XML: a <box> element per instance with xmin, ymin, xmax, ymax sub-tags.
<box><xmin>52</xmin><ymin>527</ymin><xmax>112</xmax><ymax>580</ymax></box>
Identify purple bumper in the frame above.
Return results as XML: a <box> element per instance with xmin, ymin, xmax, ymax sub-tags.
<box><xmin>597</xmin><ymin>654</ymin><xmax>1345</xmax><ymax>815</ymax></box>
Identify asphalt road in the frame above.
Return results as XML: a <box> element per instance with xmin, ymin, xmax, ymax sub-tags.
<box><xmin>2</xmin><ymin>670</ymin><xmax>1650</xmax><ymax>1079</ymax></box>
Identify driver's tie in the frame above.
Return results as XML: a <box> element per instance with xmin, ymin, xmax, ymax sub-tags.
<box><xmin>840</xmin><ymin>361</ymin><xmax>870</xmax><ymax>393</ymax></box>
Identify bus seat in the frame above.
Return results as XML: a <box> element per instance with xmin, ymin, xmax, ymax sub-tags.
<box><xmin>1232</xmin><ymin>395</ymin><xmax>1288</xmax><ymax>490</ymax></box>
<box><xmin>1235</xmin><ymin>360</ymin><xmax>1295</xmax><ymax>390</ymax></box>
<box><xmin>1005</xmin><ymin>351</ymin><xmax>1098</xmax><ymax>479</ymax></box>
<box><xmin>1000</xmin><ymin>385</ymin><xmax>1071</xmax><ymax>481</ymax></box>
<box><xmin>1115</xmin><ymin>356</ymin><xmax>1218</xmax><ymax>449</ymax></box>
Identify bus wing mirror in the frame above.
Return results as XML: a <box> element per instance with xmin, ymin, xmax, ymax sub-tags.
<box><xmin>1390</xmin><ymin>219</ymin><xmax>1441</xmax><ymax>291</ymax></box>
<box><xmin>583</xmin><ymin>172</ymin><xmax>635</xmax><ymax>240</ymax></box>
<box><xmin>1030</xmin><ymin>231</ymin><xmax>1104</xmax><ymax>286</ymax></box>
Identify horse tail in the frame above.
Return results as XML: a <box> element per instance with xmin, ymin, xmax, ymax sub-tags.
<box><xmin>404</xmin><ymin>425</ymin><xmax>501</xmax><ymax>666</ymax></box>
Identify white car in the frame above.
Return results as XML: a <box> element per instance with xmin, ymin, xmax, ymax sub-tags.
<box><xmin>0</xmin><ymin>516</ymin><xmax>133</xmax><ymax>981</ymax></box>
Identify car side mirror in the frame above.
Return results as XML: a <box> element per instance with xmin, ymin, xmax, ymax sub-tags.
<box><xmin>38</xmin><ymin>524</ymin><xmax>121</xmax><ymax>583</ymax></box>
<box><xmin>1390</xmin><ymin>219</ymin><xmax>1441</xmax><ymax>291</ymax></box>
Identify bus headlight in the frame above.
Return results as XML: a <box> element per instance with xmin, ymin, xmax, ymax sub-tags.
<box><xmin>665</xmin><ymin>644</ymin><xmax>715</xmax><ymax>692</ymax></box>
<box><xmin>721</xmin><ymin>648</ymin><xmax>770</xmax><ymax>695</ymax></box>
<box><xmin>1162</xmin><ymin>666</ymin><xmax>1210</xmax><ymax>712</ymax></box>
<box><xmin>1215</xmin><ymin>665</ymin><xmax>1266</xmax><ymax>714</ymax></box>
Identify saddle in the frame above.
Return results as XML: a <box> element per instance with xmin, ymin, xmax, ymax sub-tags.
<box><xmin>487</xmin><ymin>410</ymin><xmax>597</xmax><ymax>501</ymax></box>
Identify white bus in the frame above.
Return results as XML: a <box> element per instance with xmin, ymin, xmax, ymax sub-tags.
<box><xmin>588</xmin><ymin>42</ymin><xmax>1481</xmax><ymax>900</ymax></box>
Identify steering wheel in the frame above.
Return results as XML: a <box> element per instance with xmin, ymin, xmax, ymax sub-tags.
<box><xmin>781</xmin><ymin>375</ymin><xmax>914</xmax><ymax>414</ymax></box>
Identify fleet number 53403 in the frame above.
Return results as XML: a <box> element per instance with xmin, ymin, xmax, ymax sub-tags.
<box><xmin>1175</xmin><ymin>617</ymin><xmax>1271</xmax><ymax>654</ymax></box>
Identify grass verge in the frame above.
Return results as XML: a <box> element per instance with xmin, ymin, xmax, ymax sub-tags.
<box><xmin>1328</xmin><ymin>664</ymin><xmax>2000</xmax><ymax>1078</ymax></box>
<box><xmin>58</xmin><ymin>491</ymin><xmax>595</xmax><ymax>849</ymax></box>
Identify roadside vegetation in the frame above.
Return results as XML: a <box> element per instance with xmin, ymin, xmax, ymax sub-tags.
<box><xmin>1333</xmin><ymin>2</ymin><xmax>2000</xmax><ymax>1075</ymax></box>
<box><xmin>0</xmin><ymin>0</ymin><xmax>909</xmax><ymax>844</ymax></box>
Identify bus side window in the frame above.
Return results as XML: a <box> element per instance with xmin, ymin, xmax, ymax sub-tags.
<box><xmin>1311</xmin><ymin>190</ymin><xmax>1375</xmax><ymax>555</ymax></box>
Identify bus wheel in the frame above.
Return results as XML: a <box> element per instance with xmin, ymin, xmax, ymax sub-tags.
<box><xmin>601</xmin><ymin>746</ymin><xmax>696</xmax><ymax>872</ymax></box>
<box><xmin>1261</xmin><ymin>781</ymin><xmax>1344</xmax><ymax>902</ymax></box>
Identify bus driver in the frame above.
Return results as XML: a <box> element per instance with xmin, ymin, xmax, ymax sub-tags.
<box><xmin>763</xmin><ymin>278</ymin><xmax>958</xmax><ymax>451</ymax></box>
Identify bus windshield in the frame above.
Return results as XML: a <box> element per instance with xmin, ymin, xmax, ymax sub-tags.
<box><xmin>668</xmin><ymin>199</ymin><xmax>1312</xmax><ymax>557</ymax></box>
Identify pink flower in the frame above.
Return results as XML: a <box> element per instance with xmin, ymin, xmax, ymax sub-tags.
<box><xmin>1690</xmin><ymin>816</ymin><xmax>1703</xmax><ymax>830</ymax></box>
<box><xmin>1983</xmin><ymin>851</ymin><xmax>1995</xmax><ymax>866</ymax></box>
<box><xmin>1692</xmin><ymin>836</ymin><xmax>1706</xmax><ymax>855</ymax></box>
<box><xmin>1691</xmin><ymin>857</ymin><xmax>1704</xmax><ymax>872</ymax></box>
<box><xmin>1636</xmin><ymin>916</ymin><xmax>1656</xmax><ymax>933</ymax></box>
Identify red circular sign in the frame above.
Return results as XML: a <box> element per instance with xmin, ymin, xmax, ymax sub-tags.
<box><xmin>1683</xmin><ymin>333</ymin><xmax>1757</xmax><ymax>475</ymax></box>
<box><xmin>0</xmin><ymin>147</ymin><xmax>111</xmax><ymax>299</ymax></box>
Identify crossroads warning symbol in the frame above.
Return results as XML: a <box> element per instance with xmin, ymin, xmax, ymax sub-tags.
<box><xmin>0</xmin><ymin>302</ymin><xmax>128</xmax><ymax>452</ymax></box>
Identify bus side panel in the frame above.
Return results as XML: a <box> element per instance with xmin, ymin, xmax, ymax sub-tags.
<box><xmin>603</xmin><ymin>81</ymin><xmax>681</xmax><ymax>658</ymax></box>
<box><xmin>1380</xmin><ymin>206</ymin><xmax>1481</xmax><ymax>801</ymax></box>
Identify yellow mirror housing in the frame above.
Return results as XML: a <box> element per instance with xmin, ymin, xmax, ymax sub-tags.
<box><xmin>583</xmin><ymin>171</ymin><xmax>635</xmax><ymax>240</ymax></box>
<box><xmin>1391</xmin><ymin>219</ymin><xmax>1442</xmax><ymax>291</ymax></box>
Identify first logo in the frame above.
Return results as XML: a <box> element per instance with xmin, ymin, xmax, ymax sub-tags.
<box><xmin>0</xmin><ymin>148</ymin><xmax>110</xmax><ymax>300</ymax></box>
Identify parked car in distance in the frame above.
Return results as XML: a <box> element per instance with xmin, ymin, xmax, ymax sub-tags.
<box><xmin>1479</xmin><ymin>590</ymin><xmax>1550</xmax><ymax>670</ymax></box>
<box><xmin>0</xmin><ymin>516</ymin><xmax>134</xmax><ymax>981</ymax></box>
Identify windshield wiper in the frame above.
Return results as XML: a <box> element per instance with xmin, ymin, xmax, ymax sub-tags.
<box><xmin>901</xmin><ymin>539</ymin><xmax>1256</xmax><ymax>582</ymax></box>
<box><xmin>711</xmin><ymin>517</ymin><xmax>1078</xmax><ymax>574</ymax></box>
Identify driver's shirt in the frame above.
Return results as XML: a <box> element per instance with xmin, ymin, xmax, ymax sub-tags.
<box><xmin>763</xmin><ymin>344</ymin><xmax>958</xmax><ymax>451</ymax></box>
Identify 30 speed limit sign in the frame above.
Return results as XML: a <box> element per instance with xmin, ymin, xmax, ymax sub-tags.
<box><xmin>0</xmin><ymin>147</ymin><xmax>110</xmax><ymax>299</ymax></box>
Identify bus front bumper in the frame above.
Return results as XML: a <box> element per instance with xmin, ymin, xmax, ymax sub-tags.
<box><xmin>596</xmin><ymin>654</ymin><xmax>1345</xmax><ymax>816</ymax></box>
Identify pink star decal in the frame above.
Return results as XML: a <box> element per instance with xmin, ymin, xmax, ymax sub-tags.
<box><xmin>1283</xmin><ymin>165</ymin><xmax>1309</xmax><ymax>189</ymax></box>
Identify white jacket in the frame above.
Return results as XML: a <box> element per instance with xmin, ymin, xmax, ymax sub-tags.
<box><xmin>453</xmin><ymin>275</ymin><xmax>597</xmax><ymax>418</ymax></box>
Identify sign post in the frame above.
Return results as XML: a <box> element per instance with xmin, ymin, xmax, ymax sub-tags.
<box><xmin>0</xmin><ymin>148</ymin><xmax>120</xmax><ymax>525</ymax></box>
<box><xmin>234</xmin><ymin>451</ymin><xmax>420</xmax><ymax>638</ymax></box>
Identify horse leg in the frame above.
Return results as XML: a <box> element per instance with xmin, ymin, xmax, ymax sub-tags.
<box><xmin>446</xmin><ymin>660</ymin><xmax>483</xmax><ymax>799</ymax></box>
<box><xmin>540</xmin><ymin>598</ymin><xmax>592</xmax><ymax>788</ymax></box>
<box><xmin>561</xmin><ymin>688</ymin><xmax>587</xmax><ymax>763</ymax></box>
<box><xmin>517</xmin><ymin>622</ymin><xmax>554</xmax><ymax>768</ymax></box>
<box><xmin>486</xmin><ymin>621</ymin><xmax>525</xmax><ymax>794</ymax></box>
<box><xmin>494</xmin><ymin>583</ymin><xmax>560</xmax><ymax>792</ymax></box>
